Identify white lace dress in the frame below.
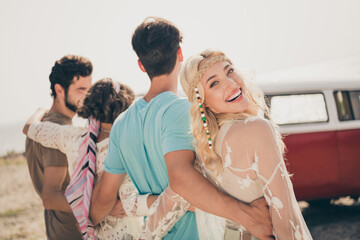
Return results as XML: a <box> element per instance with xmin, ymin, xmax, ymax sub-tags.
<box><xmin>140</xmin><ymin>117</ymin><xmax>312</xmax><ymax>240</ymax></box>
<box><xmin>28</xmin><ymin>122</ymin><xmax>144</xmax><ymax>240</ymax></box>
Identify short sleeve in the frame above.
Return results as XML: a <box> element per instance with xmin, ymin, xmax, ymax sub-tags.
<box><xmin>104</xmin><ymin>124</ymin><xmax>126</xmax><ymax>174</ymax></box>
<box><xmin>161</xmin><ymin>99</ymin><xmax>194</xmax><ymax>155</ymax></box>
<box><xmin>42</xmin><ymin>146</ymin><xmax>68</xmax><ymax>167</ymax></box>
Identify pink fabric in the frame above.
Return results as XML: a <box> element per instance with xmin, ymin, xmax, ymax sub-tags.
<box><xmin>65</xmin><ymin>117</ymin><xmax>100</xmax><ymax>240</ymax></box>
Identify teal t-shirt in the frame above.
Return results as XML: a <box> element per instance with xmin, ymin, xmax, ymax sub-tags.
<box><xmin>105</xmin><ymin>91</ymin><xmax>199</xmax><ymax>239</ymax></box>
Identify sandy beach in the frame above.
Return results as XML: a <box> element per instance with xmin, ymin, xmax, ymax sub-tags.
<box><xmin>0</xmin><ymin>154</ymin><xmax>359</xmax><ymax>240</ymax></box>
<box><xmin>0</xmin><ymin>155</ymin><xmax>45</xmax><ymax>240</ymax></box>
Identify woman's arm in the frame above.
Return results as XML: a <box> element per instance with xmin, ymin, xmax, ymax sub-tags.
<box><xmin>23</xmin><ymin>108</ymin><xmax>48</xmax><ymax>135</ymax></box>
<box><xmin>139</xmin><ymin>186</ymin><xmax>190</xmax><ymax>240</ymax></box>
<box><xmin>118</xmin><ymin>174</ymin><xmax>189</xmax><ymax>239</ymax></box>
<box><xmin>256</xmin><ymin>120</ymin><xmax>312</xmax><ymax>239</ymax></box>
<box><xmin>26</xmin><ymin>120</ymin><xmax>84</xmax><ymax>155</ymax></box>
<box><xmin>226</xmin><ymin>119</ymin><xmax>312</xmax><ymax>240</ymax></box>
<box><xmin>118</xmin><ymin>174</ymin><xmax>153</xmax><ymax>217</ymax></box>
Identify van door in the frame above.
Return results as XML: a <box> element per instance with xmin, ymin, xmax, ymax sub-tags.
<box><xmin>334</xmin><ymin>90</ymin><xmax>360</xmax><ymax>196</ymax></box>
<box><xmin>268</xmin><ymin>92</ymin><xmax>340</xmax><ymax>200</ymax></box>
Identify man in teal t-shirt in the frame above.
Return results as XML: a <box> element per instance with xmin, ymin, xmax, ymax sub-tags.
<box><xmin>90</xmin><ymin>17</ymin><xmax>273</xmax><ymax>240</ymax></box>
<box><xmin>105</xmin><ymin>92</ymin><xmax>197</xmax><ymax>239</ymax></box>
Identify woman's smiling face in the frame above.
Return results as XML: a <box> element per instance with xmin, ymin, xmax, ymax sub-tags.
<box><xmin>200</xmin><ymin>60</ymin><xmax>250</xmax><ymax>114</ymax></box>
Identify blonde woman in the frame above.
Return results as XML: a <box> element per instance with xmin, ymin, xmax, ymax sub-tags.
<box><xmin>137</xmin><ymin>49</ymin><xmax>312</xmax><ymax>240</ymax></box>
<box><xmin>176</xmin><ymin>49</ymin><xmax>312</xmax><ymax>240</ymax></box>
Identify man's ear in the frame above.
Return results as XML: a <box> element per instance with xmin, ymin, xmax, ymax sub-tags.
<box><xmin>137</xmin><ymin>60</ymin><xmax>146</xmax><ymax>73</ymax></box>
<box><xmin>54</xmin><ymin>83</ymin><xmax>65</xmax><ymax>99</ymax></box>
<box><xmin>178</xmin><ymin>47</ymin><xmax>183</xmax><ymax>62</ymax></box>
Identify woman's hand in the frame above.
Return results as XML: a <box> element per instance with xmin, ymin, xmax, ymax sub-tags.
<box><xmin>109</xmin><ymin>199</ymin><xmax>126</xmax><ymax>218</ymax></box>
<box><xmin>23</xmin><ymin>108</ymin><xmax>48</xmax><ymax>135</ymax></box>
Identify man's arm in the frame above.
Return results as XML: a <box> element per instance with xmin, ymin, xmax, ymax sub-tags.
<box><xmin>90</xmin><ymin>171</ymin><xmax>125</xmax><ymax>225</ymax></box>
<box><xmin>165</xmin><ymin>150</ymin><xmax>274</xmax><ymax>240</ymax></box>
<box><xmin>42</xmin><ymin>166</ymin><xmax>72</xmax><ymax>212</ymax></box>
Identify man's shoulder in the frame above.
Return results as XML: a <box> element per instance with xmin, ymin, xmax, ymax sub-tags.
<box><xmin>157</xmin><ymin>92</ymin><xmax>191</xmax><ymax>111</ymax></box>
<box><xmin>25</xmin><ymin>136</ymin><xmax>67</xmax><ymax>169</ymax></box>
<box><xmin>26</xmin><ymin>112</ymin><xmax>69</xmax><ymax>160</ymax></box>
<box><xmin>42</xmin><ymin>112</ymin><xmax>72</xmax><ymax>125</ymax></box>
<box><xmin>158</xmin><ymin>91</ymin><xmax>189</xmax><ymax>103</ymax></box>
<box><xmin>111</xmin><ymin>100</ymin><xmax>140</xmax><ymax>131</ymax></box>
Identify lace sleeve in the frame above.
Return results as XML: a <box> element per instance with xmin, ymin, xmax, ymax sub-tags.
<box><xmin>139</xmin><ymin>186</ymin><xmax>190</xmax><ymax>240</ymax></box>
<box><xmin>27</xmin><ymin>121</ymin><xmax>83</xmax><ymax>155</ymax></box>
<box><xmin>119</xmin><ymin>174</ymin><xmax>150</xmax><ymax>217</ymax></box>
<box><xmin>224</xmin><ymin>119</ymin><xmax>312</xmax><ymax>240</ymax></box>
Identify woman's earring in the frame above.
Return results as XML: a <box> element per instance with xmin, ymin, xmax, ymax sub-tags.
<box><xmin>195</xmin><ymin>87</ymin><xmax>212</xmax><ymax>149</ymax></box>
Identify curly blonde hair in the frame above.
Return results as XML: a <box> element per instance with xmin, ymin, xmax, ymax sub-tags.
<box><xmin>180</xmin><ymin>49</ymin><xmax>284</xmax><ymax>176</ymax></box>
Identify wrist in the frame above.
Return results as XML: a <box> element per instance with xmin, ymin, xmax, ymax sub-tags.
<box><xmin>136</xmin><ymin>193</ymin><xmax>150</xmax><ymax>216</ymax></box>
<box><xmin>232</xmin><ymin>201</ymin><xmax>252</xmax><ymax>226</ymax></box>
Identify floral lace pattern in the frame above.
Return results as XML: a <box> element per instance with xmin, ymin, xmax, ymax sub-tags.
<box><xmin>119</xmin><ymin>176</ymin><xmax>150</xmax><ymax>217</ymax></box>
<box><xmin>28</xmin><ymin>121</ymin><xmax>143</xmax><ymax>240</ymax></box>
<box><xmin>139</xmin><ymin>187</ymin><xmax>190</xmax><ymax>240</ymax></box>
<box><xmin>210</xmin><ymin>118</ymin><xmax>312</xmax><ymax>240</ymax></box>
<box><xmin>28</xmin><ymin>121</ymin><xmax>84</xmax><ymax>175</ymax></box>
<box><xmin>138</xmin><ymin>117</ymin><xmax>312</xmax><ymax>240</ymax></box>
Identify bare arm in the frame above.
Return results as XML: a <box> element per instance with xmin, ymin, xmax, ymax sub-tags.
<box><xmin>42</xmin><ymin>166</ymin><xmax>72</xmax><ymax>212</ymax></box>
<box><xmin>90</xmin><ymin>171</ymin><xmax>125</xmax><ymax>225</ymax></box>
<box><xmin>147</xmin><ymin>195</ymin><xmax>158</xmax><ymax>208</ymax></box>
<box><xmin>166</xmin><ymin>150</ymin><xmax>273</xmax><ymax>240</ymax></box>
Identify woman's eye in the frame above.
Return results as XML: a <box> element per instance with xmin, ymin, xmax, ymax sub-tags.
<box><xmin>227</xmin><ymin>68</ymin><xmax>234</xmax><ymax>75</ymax></box>
<box><xmin>210</xmin><ymin>81</ymin><xmax>218</xmax><ymax>88</ymax></box>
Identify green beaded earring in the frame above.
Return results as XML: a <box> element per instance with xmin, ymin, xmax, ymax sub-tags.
<box><xmin>195</xmin><ymin>87</ymin><xmax>212</xmax><ymax>149</ymax></box>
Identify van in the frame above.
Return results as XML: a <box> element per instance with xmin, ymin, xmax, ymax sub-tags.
<box><xmin>257</xmin><ymin>56</ymin><xmax>360</xmax><ymax>200</ymax></box>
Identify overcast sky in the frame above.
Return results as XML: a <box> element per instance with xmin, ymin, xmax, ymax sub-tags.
<box><xmin>1</xmin><ymin>0</ymin><xmax>360</xmax><ymax>125</ymax></box>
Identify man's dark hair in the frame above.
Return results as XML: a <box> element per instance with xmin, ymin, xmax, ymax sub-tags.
<box><xmin>49</xmin><ymin>55</ymin><xmax>93</xmax><ymax>98</ymax></box>
<box><xmin>131</xmin><ymin>17</ymin><xmax>183</xmax><ymax>79</ymax></box>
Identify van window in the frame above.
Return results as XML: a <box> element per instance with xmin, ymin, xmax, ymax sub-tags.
<box><xmin>334</xmin><ymin>90</ymin><xmax>360</xmax><ymax>121</ymax></box>
<box><xmin>268</xmin><ymin>93</ymin><xmax>328</xmax><ymax>125</ymax></box>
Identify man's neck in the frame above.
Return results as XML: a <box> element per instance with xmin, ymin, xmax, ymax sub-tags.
<box><xmin>49</xmin><ymin>98</ymin><xmax>76</xmax><ymax>120</ymax></box>
<box><xmin>143</xmin><ymin>73</ymin><xmax>178</xmax><ymax>103</ymax></box>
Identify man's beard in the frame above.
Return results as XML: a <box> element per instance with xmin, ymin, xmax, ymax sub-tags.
<box><xmin>65</xmin><ymin>89</ymin><xmax>78</xmax><ymax>113</ymax></box>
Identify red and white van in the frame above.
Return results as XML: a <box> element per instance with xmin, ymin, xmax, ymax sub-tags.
<box><xmin>257</xmin><ymin>56</ymin><xmax>360</xmax><ymax>200</ymax></box>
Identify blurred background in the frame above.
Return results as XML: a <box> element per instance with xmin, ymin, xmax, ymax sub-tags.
<box><xmin>1</xmin><ymin>0</ymin><xmax>360</xmax><ymax>154</ymax></box>
<box><xmin>0</xmin><ymin>0</ymin><xmax>359</xmax><ymax>239</ymax></box>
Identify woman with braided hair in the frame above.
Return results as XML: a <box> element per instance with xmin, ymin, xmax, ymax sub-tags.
<box><xmin>131</xmin><ymin>49</ymin><xmax>312</xmax><ymax>240</ymax></box>
<box><xmin>23</xmin><ymin>78</ymin><xmax>154</xmax><ymax>239</ymax></box>
<box><xmin>178</xmin><ymin>49</ymin><xmax>312</xmax><ymax>240</ymax></box>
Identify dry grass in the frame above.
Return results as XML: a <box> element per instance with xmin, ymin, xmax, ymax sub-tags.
<box><xmin>0</xmin><ymin>155</ymin><xmax>45</xmax><ymax>240</ymax></box>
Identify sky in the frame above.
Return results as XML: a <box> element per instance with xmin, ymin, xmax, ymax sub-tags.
<box><xmin>1</xmin><ymin>0</ymin><xmax>360</xmax><ymax>125</ymax></box>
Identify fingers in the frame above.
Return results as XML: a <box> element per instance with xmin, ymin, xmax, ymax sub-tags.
<box><xmin>246</xmin><ymin>199</ymin><xmax>274</xmax><ymax>239</ymax></box>
<box><xmin>261</xmin><ymin>236</ymin><xmax>275</xmax><ymax>240</ymax></box>
<box><xmin>251</xmin><ymin>197</ymin><xmax>268</xmax><ymax>208</ymax></box>
<box><xmin>109</xmin><ymin>211</ymin><xmax>126</xmax><ymax>217</ymax></box>
<box><xmin>109</xmin><ymin>200</ymin><xmax>126</xmax><ymax>217</ymax></box>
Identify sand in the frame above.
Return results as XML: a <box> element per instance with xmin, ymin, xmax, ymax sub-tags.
<box><xmin>0</xmin><ymin>155</ymin><xmax>359</xmax><ymax>240</ymax></box>
<box><xmin>0</xmin><ymin>156</ymin><xmax>45</xmax><ymax>240</ymax></box>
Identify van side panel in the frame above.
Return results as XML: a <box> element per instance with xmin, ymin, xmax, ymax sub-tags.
<box><xmin>283</xmin><ymin>131</ymin><xmax>340</xmax><ymax>200</ymax></box>
<box><xmin>336</xmin><ymin>129</ymin><xmax>360</xmax><ymax>196</ymax></box>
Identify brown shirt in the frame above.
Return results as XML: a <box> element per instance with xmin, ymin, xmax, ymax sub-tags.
<box><xmin>25</xmin><ymin>112</ymin><xmax>82</xmax><ymax>240</ymax></box>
